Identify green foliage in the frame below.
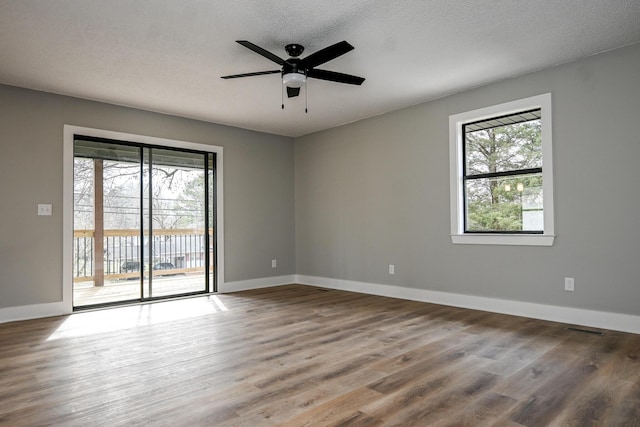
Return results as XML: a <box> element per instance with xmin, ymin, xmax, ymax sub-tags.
<box><xmin>468</xmin><ymin>202</ymin><xmax>521</xmax><ymax>231</ymax></box>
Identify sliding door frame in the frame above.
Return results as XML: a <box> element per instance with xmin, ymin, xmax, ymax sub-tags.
<box><xmin>63</xmin><ymin>125</ymin><xmax>224</xmax><ymax>313</ymax></box>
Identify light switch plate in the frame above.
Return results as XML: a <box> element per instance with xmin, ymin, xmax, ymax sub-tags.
<box><xmin>38</xmin><ymin>204</ymin><xmax>52</xmax><ymax>216</ymax></box>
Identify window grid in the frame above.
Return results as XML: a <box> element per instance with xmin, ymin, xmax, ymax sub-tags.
<box><xmin>461</xmin><ymin>109</ymin><xmax>543</xmax><ymax>234</ymax></box>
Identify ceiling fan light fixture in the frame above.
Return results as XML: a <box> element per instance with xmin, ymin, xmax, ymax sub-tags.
<box><xmin>282</xmin><ymin>72</ymin><xmax>306</xmax><ymax>88</ymax></box>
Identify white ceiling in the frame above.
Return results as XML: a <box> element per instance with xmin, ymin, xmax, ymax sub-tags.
<box><xmin>1</xmin><ymin>1</ymin><xmax>639</xmax><ymax>138</ymax></box>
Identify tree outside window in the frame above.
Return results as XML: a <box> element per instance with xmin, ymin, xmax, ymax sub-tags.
<box><xmin>463</xmin><ymin>110</ymin><xmax>542</xmax><ymax>233</ymax></box>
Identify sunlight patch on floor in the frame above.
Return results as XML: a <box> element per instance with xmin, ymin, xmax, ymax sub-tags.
<box><xmin>47</xmin><ymin>295</ymin><xmax>228</xmax><ymax>341</ymax></box>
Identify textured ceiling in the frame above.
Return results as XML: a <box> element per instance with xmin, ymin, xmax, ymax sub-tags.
<box><xmin>1</xmin><ymin>0</ymin><xmax>639</xmax><ymax>137</ymax></box>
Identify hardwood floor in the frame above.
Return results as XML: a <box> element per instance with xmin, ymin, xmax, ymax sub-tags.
<box><xmin>1</xmin><ymin>284</ymin><xmax>639</xmax><ymax>426</ymax></box>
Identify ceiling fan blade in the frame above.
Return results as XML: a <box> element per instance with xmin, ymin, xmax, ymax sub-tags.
<box><xmin>286</xmin><ymin>87</ymin><xmax>301</xmax><ymax>98</ymax></box>
<box><xmin>221</xmin><ymin>70</ymin><xmax>280</xmax><ymax>79</ymax></box>
<box><xmin>307</xmin><ymin>69</ymin><xmax>365</xmax><ymax>85</ymax></box>
<box><xmin>236</xmin><ymin>40</ymin><xmax>285</xmax><ymax>66</ymax></box>
<box><xmin>302</xmin><ymin>41</ymin><xmax>354</xmax><ymax>68</ymax></box>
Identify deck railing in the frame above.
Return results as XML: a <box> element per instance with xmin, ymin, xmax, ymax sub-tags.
<box><xmin>73</xmin><ymin>228</ymin><xmax>214</xmax><ymax>283</ymax></box>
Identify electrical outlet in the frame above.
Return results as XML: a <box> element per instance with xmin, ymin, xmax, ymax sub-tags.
<box><xmin>272</xmin><ymin>259</ymin><xmax>277</xmax><ymax>268</ymax></box>
<box><xmin>564</xmin><ymin>277</ymin><xmax>575</xmax><ymax>292</ymax></box>
<box><xmin>389</xmin><ymin>264</ymin><xmax>395</xmax><ymax>275</ymax></box>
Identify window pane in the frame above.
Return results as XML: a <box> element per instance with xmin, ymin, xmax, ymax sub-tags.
<box><xmin>465</xmin><ymin>111</ymin><xmax>542</xmax><ymax>175</ymax></box>
<box><xmin>466</xmin><ymin>173</ymin><xmax>543</xmax><ymax>232</ymax></box>
<box><xmin>146</xmin><ymin>148</ymin><xmax>207</xmax><ymax>297</ymax></box>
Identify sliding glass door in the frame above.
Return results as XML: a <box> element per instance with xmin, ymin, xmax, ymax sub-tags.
<box><xmin>73</xmin><ymin>137</ymin><xmax>216</xmax><ymax>308</ymax></box>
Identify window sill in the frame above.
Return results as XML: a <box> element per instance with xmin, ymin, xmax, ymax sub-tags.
<box><xmin>450</xmin><ymin>234</ymin><xmax>555</xmax><ymax>246</ymax></box>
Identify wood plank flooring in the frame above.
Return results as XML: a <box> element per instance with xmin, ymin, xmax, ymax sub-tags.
<box><xmin>1</xmin><ymin>284</ymin><xmax>639</xmax><ymax>426</ymax></box>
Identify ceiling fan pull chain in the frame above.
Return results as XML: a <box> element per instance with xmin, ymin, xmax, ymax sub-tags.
<box><xmin>305</xmin><ymin>80</ymin><xmax>308</xmax><ymax>113</ymax></box>
<box><xmin>281</xmin><ymin>83</ymin><xmax>284</xmax><ymax>109</ymax></box>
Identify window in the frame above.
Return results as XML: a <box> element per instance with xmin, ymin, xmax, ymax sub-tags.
<box><xmin>449</xmin><ymin>94</ymin><xmax>554</xmax><ymax>246</ymax></box>
<box><xmin>63</xmin><ymin>125</ymin><xmax>224</xmax><ymax>314</ymax></box>
<box><xmin>72</xmin><ymin>137</ymin><xmax>218</xmax><ymax>308</ymax></box>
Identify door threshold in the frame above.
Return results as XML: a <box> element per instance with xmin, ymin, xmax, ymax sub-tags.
<box><xmin>73</xmin><ymin>291</ymin><xmax>218</xmax><ymax>312</ymax></box>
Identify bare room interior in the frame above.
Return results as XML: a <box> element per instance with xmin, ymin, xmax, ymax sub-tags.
<box><xmin>1</xmin><ymin>1</ymin><xmax>640</xmax><ymax>425</ymax></box>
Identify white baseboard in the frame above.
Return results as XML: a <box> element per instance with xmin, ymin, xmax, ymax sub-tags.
<box><xmin>220</xmin><ymin>275</ymin><xmax>296</xmax><ymax>293</ymax></box>
<box><xmin>0</xmin><ymin>301</ymin><xmax>69</xmax><ymax>324</ymax></box>
<box><xmin>4</xmin><ymin>275</ymin><xmax>638</xmax><ymax>335</ymax></box>
<box><xmin>296</xmin><ymin>275</ymin><xmax>640</xmax><ymax>335</ymax></box>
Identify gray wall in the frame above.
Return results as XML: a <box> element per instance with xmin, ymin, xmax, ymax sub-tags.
<box><xmin>295</xmin><ymin>43</ymin><xmax>640</xmax><ymax>316</ymax></box>
<box><xmin>2</xmin><ymin>43</ymin><xmax>639</xmax><ymax>317</ymax></box>
<box><xmin>0</xmin><ymin>85</ymin><xmax>295</xmax><ymax>308</ymax></box>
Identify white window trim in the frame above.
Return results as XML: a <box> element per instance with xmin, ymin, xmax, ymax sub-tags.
<box><xmin>449</xmin><ymin>93</ymin><xmax>555</xmax><ymax>246</ymax></box>
<box><xmin>63</xmin><ymin>125</ymin><xmax>225</xmax><ymax>313</ymax></box>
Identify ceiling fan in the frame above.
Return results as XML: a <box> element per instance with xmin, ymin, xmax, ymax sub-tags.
<box><xmin>221</xmin><ymin>40</ymin><xmax>365</xmax><ymax>104</ymax></box>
